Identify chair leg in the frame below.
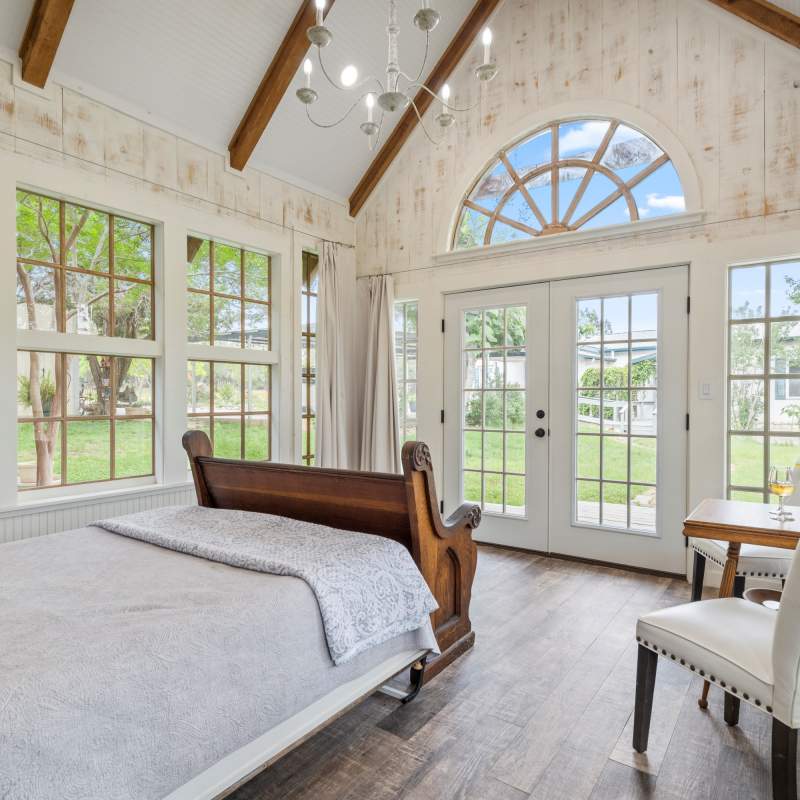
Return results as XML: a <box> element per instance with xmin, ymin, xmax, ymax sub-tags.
<box><xmin>724</xmin><ymin>692</ymin><xmax>740</xmax><ymax>727</ymax></box>
<box><xmin>633</xmin><ymin>645</ymin><xmax>658</xmax><ymax>753</ymax></box>
<box><xmin>691</xmin><ymin>551</ymin><xmax>706</xmax><ymax>602</ymax></box>
<box><xmin>772</xmin><ymin>718</ymin><xmax>797</xmax><ymax>800</ymax></box>
<box><xmin>733</xmin><ymin>575</ymin><xmax>746</xmax><ymax>598</ymax></box>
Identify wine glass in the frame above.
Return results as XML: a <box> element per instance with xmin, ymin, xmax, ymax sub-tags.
<box><xmin>768</xmin><ymin>466</ymin><xmax>795</xmax><ymax>521</ymax></box>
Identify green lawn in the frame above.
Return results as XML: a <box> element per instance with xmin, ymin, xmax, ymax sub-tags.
<box><xmin>19</xmin><ymin>416</ymin><xmax>270</xmax><ymax>487</ymax></box>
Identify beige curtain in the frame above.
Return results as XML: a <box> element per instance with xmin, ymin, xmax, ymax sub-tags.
<box><xmin>360</xmin><ymin>274</ymin><xmax>401</xmax><ymax>473</ymax></box>
<box><xmin>316</xmin><ymin>241</ymin><xmax>358</xmax><ymax>468</ymax></box>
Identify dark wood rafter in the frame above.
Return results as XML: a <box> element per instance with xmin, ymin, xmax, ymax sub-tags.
<box><xmin>18</xmin><ymin>0</ymin><xmax>74</xmax><ymax>88</ymax></box>
<box><xmin>228</xmin><ymin>0</ymin><xmax>337</xmax><ymax>172</ymax></box>
<box><xmin>707</xmin><ymin>0</ymin><xmax>800</xmax><ymax>49</ymax></box>
<box><xmin>349</xmin><ymin>0</ymin><xmax>503</xmax><ymax>217</ymax></box>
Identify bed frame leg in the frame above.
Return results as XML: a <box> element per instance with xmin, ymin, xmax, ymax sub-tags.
<box><xmin>401</xmin><ymin>658</ymin><xmax>427</xmax><ymax>704</ymax></box>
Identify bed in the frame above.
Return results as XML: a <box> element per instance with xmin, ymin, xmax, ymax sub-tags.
<box><xmin>0</xmin><ymin>436</ymin><xmax>479</xmax><ymax>800</ymax></box>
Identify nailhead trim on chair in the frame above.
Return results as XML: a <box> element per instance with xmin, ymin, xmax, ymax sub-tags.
<box><xmin>691</xmin><ymin>543</ymin><xmax>788</xmax><ymax>578</ymax></box>
<box><xmin>636</xmin><ymin>637</ymin><xmax>771</xmax><ymax>714</ymax></box>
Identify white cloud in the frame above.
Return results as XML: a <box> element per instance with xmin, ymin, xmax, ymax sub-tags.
<box><xmin>558</xmin><ymin>121</ymin><xmax>610</xmax><ymax>156</ymax></box>
<box><xmin>645</xmin><ymin>193</ymin><xmax>685</xmax><ymax>211</ymax></box>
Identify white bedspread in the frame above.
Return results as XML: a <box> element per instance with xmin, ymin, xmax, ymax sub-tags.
<box><xmin>0</xmin><ymin>524</ymin><xmax>438</xmax><ymax>800</ymax></box>
<box><xmin>96</xmin><ymin>505</ymin><xmax>439</xmax><ymax>665</ymax></box>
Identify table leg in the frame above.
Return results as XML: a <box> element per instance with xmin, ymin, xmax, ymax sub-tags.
<box><xmin>698</xmin><ymin>541</ymin><xmax>741</xmax><ymax>710</ymax></box>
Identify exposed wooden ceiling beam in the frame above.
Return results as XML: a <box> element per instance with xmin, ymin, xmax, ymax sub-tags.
<box><xmin>707</xmin><ymin>0</ymin><xmax>800</xmax><ymax>48</ymax></box>
<box><xmin>18</xmin><ymin>0</ymin><xmax>75</xmax><ymax>88</ymax></box>
<box><xmin>348</xmin><ymin>0</ymin><xmax>502</xmax><ymax>218</ymax></box>
<box><xmin>229</xmin><ymin>0</ymin><xmax>336</xmax><ymax>172</ymax></box>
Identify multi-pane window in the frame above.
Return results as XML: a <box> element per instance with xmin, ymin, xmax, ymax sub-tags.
<box><xmin>187</xmin><ymin>236</ymin><xmax>270</xmax><ymax>349</ymax></box>
<box><xmin>455</xmin><ymin>118</ymin><xmax>685</xmax><ymax>249</ymax></box>
<box><xmin>186</xmin><ymin>361</ymin><xmax>271</xmax><ymax>460</ymax></box>
<box><xmin>300</xmin><ymin>251</ymin><xmax>318</xmax><ymax>465</ymax></box>
<box><xmin>574</xmin><ymin>294</ymin><xmax>658</xmax><ymax>533</ymax></box>
<box><xmin>394</xmin><ymin>300</ymin><xmax>418</xmax><ymax>443</ymax></box>
<box><xmin>461</xmin><ymin>306</ymin><xmax>527</xmax><ymax>516</ymax></box>
<box><xmin>17</xmin><ymin>352</ymin><xmax>154</xmax><ymax>488</ymax></box>
<box><xmin>727</xmin><ymin>260</ymin><xmax>800</xmax><ymax>502</ymax></box>
<box><xmin>16</xmin><ymin>190</ymin><xmax>155</xmax><ymax>490</ymax></box>
<box><xmin>16</xmin><ymin>190</ymin><xmax>154</xmax><ymax>338</ymax></box>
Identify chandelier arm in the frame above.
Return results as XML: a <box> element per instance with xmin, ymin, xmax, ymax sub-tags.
<box><xmin>397</xmin><ymin>30</ymin><xmax>429</xmax><ymax>87</ymax></box>
<box><xmin>305</xmin><ymin>94</ymin><xmax>372</xmax><ymax>129</ymax></box>
<box><xmin>368</xmin><ymin>111</ymin><xmax>386</xmax><ymax>152</ymax></box>
<box><xmin>404</xmin><ymin>81</ymin><xmax>482</xmax><ymax>113</ymax></box>
<box><xmin>316</xmin><ymin>45</ymin><xmax>385</xmax><ymax>94</ymax></box>
<box><xmin>408</xmin><ymin>97</ymin><xmax>443</xmax><ymax>146</ymax></box>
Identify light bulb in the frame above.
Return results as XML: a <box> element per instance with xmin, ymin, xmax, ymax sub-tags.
<box><xmin>315</xmin><ymin>0</ymin><xmax>325</xmax><ymax>25</ymax></box>
<box><xmin>303</xmin><ymin>58</ymin><xmax>312</xmax><ymax>88</ymax></box>
<box><xmin>441</xmin><ymin>83</ymin><xmax>450</xmax><ymax>102</ymax></box>
<box><xmin>365</xmin><ymin>92</ymin><xmax>375</xmax><ymax>122</ymax></box>
<box><xmin>482</xmin><ymin>28</ymin><xmax>492</xmax><ymax>65</ymax></box>
<box><xmin>340</xmin><ymin>65</ymin><xmax>358</xmax><ymax>87</ymax></box>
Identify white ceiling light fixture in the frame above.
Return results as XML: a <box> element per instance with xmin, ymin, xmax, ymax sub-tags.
<box><xmin>296</xmin><ymin>0</ymin><xmax>499</xmax><ymax>150</ymax></box>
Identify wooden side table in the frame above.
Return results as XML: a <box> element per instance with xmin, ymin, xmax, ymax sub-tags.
<box><xmin>683</xmin><ymin>498</ymin><xmax>800</xmax><ymax>708</ymax></box>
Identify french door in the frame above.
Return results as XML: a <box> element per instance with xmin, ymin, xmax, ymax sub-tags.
<box><xmin>444</xmin><ymin>267</ymin><xmax>688</xmax><ymax>573</ymax></box>
<box><xmin>443</xmin><ymin>284</ymin><xmax>549</xmax><ymax>550</ymax></box>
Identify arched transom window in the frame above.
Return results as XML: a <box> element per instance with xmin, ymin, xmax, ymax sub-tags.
<box><xmin>454</xmin><ymin>118</ymin><xmax>685</xmax><ymax>250</ymax></box>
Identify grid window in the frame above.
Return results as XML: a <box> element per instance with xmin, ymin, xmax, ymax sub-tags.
<box><xmin>17</xmin><ymin>351</ymin><xmax>154</xmax><ymax>488</ymax></box>
<box><xmin>394</xmin><ymin>301</ymin><xmax>418</xmax><ymax>444</ymax></box>
<box><xmin>16</xmin><ymin>190</ymin><xmax>154</xmax><ymax>339</ymax></box>
<box><xmin>461</xmin><ymin>305</ymin><xmax>527</xmax><ymax>516</ymax></box>
<box><xmin>727</xmin><ymin>260</ymin><xmax>800</xmax><ymax>502</ymax></box>
<box><xmin>301</xmin><ymin>251</ymin><xmax>318</xmax><ymax>465</ymax></box>
<box><xmin>574</xmin><ymin>293</ymin><xmax>658</xmax><ymax>533</ymax></box>
<box><xmin>187</xmin><ymin>236</ymin><xmax>271</xmax><ymax>350</ymax></box>
<box><xmin>186</xmin><ymin>361</ymin><xmax>271</xmax><ymax>461</ymax></box>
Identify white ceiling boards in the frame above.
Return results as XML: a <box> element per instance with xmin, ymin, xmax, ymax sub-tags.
<box><xmin>0</xmin><ymin>0</ymin><xmax>475</xmax><ymax>200</ymax></box>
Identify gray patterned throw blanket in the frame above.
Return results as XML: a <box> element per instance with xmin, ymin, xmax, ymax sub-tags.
<box><xmin>97</xmin><ymin>505</ymin><xmax>439</xmax><ymax>665</ymax></box>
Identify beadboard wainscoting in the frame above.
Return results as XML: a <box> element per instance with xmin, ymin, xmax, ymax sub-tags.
<box><xmin>0</xmin><ymin>483</ymin><xmax>196</xmax><ymax>544</ymax></box>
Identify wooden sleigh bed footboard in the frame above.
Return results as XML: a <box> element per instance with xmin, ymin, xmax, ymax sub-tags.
<box><xmin>183</xmin><ymin>432</ymin><xmax>481</xmax><ymax>680</ymax></box>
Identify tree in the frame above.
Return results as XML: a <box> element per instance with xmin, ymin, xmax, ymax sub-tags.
<box><xmin>15</xmin><ymin>191</ymin><xmax>152</xmax><ymax>485</ymax></box>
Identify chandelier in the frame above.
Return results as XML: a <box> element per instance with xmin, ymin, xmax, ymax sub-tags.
<box><xmin>296</xmin><ymin>0</ymin><xmax>498</xmax><ymax>149</ymax></box>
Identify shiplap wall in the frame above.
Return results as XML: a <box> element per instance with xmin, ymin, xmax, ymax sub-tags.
<box><xmin>0</xmin><ymin>57</ymin><xmax>354</xmax><ymax>248</ymax></box>
<box><xmin>354</xmin><ymin>0</ymin><xmax>800</xmax><ymax>274</ymax></box>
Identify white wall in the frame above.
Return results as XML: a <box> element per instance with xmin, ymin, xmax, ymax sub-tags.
<box><xmin>0</xmin><ymin>55</ymin><xmax>355</xmax><ymax>541</ymax></box>
<box><xmin>353</xmin><ymin>0</ymin><xmax>800</xmax><ymax>580</ymax></box>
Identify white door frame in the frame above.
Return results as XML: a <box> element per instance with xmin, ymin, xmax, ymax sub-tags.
<box><xmin>548</xmin><ymin>266</ymin><xmax>689</xmax><ymax>574</ymax></box>
<box><xmin>443</xmin><ymin>284</ymin><xmax>549</xmax><ymax>551</ymax></box>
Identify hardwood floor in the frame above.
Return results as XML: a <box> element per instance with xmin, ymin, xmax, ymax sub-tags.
<box><xmin>229</xmin><ymin>545</ymin><xmax>776</xmax><ymax>800</ymax></box>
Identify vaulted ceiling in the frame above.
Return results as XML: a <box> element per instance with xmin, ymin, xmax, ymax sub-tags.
<box><xmin>0</xmin><ymin>0</ymin><xmax>476</xmax><ymax>201</ymax></box>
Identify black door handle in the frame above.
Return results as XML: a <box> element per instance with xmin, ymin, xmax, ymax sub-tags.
<box><xmin>536</xmin><ymin>409</ymin><xmax>546</xmax><ymax>419</ymax></box>
<box><xmin>534</xmin><ymin>428</ymin><xmax>546</xmax><ymax>438</ymax></box>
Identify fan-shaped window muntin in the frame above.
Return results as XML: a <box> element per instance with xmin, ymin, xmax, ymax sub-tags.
<box><xmin>454</xmin><ymin>120</ymin><xmax>686</xmax><ymax>250</ymax></box>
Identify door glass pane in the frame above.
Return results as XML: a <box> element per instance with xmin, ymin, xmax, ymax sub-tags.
<box><xmin>574</xmin><ymin>292</ymin><xmax>658</xmax><ymax>533</ymax></box>
<box><xmin>461</xmin><ymin>304</ymin><xmax>527</xmax><ymax>517</ymax></box>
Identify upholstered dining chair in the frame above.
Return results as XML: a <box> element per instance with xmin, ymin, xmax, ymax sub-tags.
<box><xmin>690</xmin><ymin>538</ymin><xmax>791</xmax><ymax>601</ymax></box>
<box><xmin>634</xmin><ymin>542</ymin><xmax>800</xmax><ymax>800</ymax></box>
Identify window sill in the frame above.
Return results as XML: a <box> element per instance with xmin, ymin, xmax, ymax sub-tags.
<box><xmin>434</xmin><ymin>211</ymin><xmax>706</xmax><ymax>267</ymax></box>
<box><xmin>0</xmin><ymin>478</ymin><xmax>194</xmax><ymax>518</ymax></box>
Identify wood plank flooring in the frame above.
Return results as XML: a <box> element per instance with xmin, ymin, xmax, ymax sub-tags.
<box><xmin>229</xmin><ymin>545</ymin><xmax>777</xmax><ymax>800</ymax></box>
